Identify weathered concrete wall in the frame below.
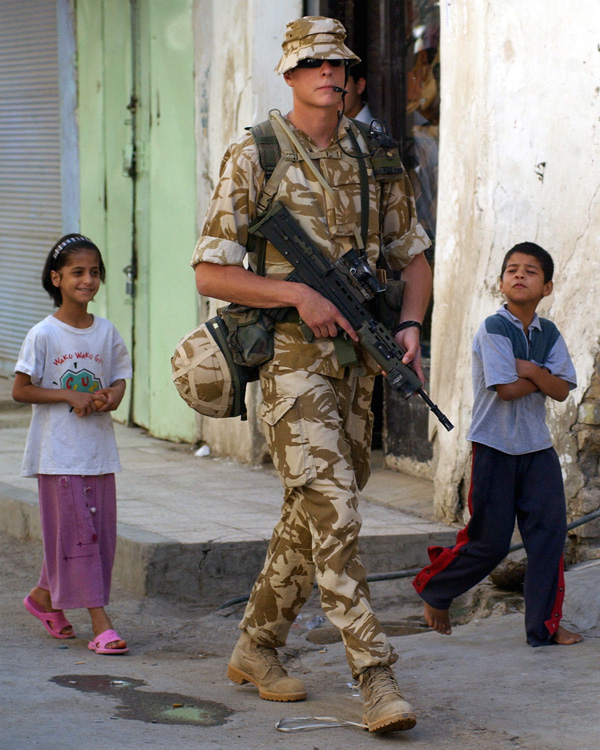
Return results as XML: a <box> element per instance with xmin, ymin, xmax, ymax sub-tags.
<box><xmin>431</xmin><ymin>1</ymin><xmax>600</xmax><ymax>526</ymax></box>
<box><xmin>570</xmin><ymin>353</ymin><xmax>600</xmax><ymax>558</ymax></box>
<box><xmin>192</xmin><ymin>0</ymin><xmax>301</xmax><ymax>461</ymax></box>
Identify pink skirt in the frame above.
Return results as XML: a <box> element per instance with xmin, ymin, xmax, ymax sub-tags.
<box><xmin>37</xmin><ymin>474</ymin><xmax>117</xmax><ymax>610</ymax></box>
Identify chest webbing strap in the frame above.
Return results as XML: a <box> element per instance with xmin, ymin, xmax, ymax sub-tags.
<box><xmin>248</xmin><ymin>116</ymin><xmax>372</xmax><ymax>274</ymax></box>
<box><xmin>251</xmin><ymin>117</ymin><xmax>299</xmax><ymax>215</ymax></box>
<box><xmin>345</xmin><ymin>122</ymin><xmax>370</xmax><ymax>253</ymax></box>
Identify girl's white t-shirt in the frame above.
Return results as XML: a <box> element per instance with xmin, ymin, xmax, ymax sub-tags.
<box><xmin>15</xmin><ymin>314</ymin><xmax>132</xmax><ymax>477</ymax></box>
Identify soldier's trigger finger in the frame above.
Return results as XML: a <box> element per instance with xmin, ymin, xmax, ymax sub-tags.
<box><xmin>338</xmin><ymin>317</ymin><xmax>359</xmax><ymax>342</ymax></box>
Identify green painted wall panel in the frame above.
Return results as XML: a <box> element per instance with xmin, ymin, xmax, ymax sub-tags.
<box><xmin>131</xmin><ymin>0</ymin><xmax>151</xmax><ymax>429</ymax></box>
<box><xmin>77</xmin><ymin>0</ymin><xmax>134</xmax><ymax>424</ymax></box>
<box><xmin>149</xmin><ymin>0</ymin><xmax>198</xmax><ymax>439</ymax></box>
<box><xmin>76</xmin><ymin>0</ymin><xmax>106</xmax><ymax>308</ymax></box>
<box><xmin>101</xmin><ymin>0</ymin><xmax>136</xmax><ymax>424</ymax></box>
<box><xmin>133</xmin><ymin>0</ymin><xmax>198</xmax><ymax>440</ymax></box>
<box><xmin>77</xmin><ymin>0</ymin><xmax>197</xmax><ymax>441</ymax></box>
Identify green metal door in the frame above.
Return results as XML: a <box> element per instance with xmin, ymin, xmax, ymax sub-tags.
<box><xmin>78</xmin><ymin>0</ymin><xmax>197</xmax><ymax>441</ymax></box>
<box><xmin>77</xmin><ymin>0</ymin><xmax>135</xmax><ymax>423</ymax></box>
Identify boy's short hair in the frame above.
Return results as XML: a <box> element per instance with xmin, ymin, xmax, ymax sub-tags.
<box><xmin>501</xmin><ymin>242</ymin><xmax>554</xmax><ymax>283</ymax></box>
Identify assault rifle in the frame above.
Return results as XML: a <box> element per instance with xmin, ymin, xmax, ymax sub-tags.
<box><xmin>250</xmin><ymin>201</ymin><xmax>454</xmax><ymax>431</ymax></box>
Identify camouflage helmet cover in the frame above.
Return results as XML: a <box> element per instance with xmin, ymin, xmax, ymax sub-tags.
<box><xmin>275</xmin><ymin>16</ymin><xmax>360</xmax><ymax>75</ymax></box>
<box><xmin>171</xmin><ymin>317</ymin><xmax>251</xmax><ymax>419</ymax></box>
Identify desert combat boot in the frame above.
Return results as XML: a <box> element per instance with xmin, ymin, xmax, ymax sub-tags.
<box><xmin>226</xmin><ymin>631</ymin><xmax>307</xmax><ymax>702</ymax></box>
<box><xmin>359</xmin><ymin>665</ymin><xmax>417</xmax><ymax>732</ymax></box>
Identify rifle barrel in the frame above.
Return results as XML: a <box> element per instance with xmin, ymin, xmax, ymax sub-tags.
<box><xmin>417</xmin><ymin>388</ymin><xmax>454</xmax><ymax>432</ymax></box>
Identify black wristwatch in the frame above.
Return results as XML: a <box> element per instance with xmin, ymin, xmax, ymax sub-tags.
<box><xmin>392</xmin><ymin>320</ymin><xmax>422</xmax><ymax>336</ymax></box>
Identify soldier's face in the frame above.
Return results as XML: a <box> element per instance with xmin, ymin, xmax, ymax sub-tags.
<box><xmin>284</xmin><ymin>60</ymin><xmax>346</xmax><ymax>109</ymax></box>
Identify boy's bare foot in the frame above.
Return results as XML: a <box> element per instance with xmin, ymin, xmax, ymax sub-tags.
<box><xmin>424</xmin><ymin>602</ymin><xmax>452</xmax><ymax>635</ymax></box>
<box><xmin>28</xmin><ymin>586</ymin><xmax>74</xmax><ymax>637</ymax></box>
<box><xmin>552</xmin><ymin>625</ymin><xmax>583</xmax><ymax>645</ymax></box>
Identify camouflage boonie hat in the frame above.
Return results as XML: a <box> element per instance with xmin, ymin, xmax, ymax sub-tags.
<box><xmin>275</xmin><ymin>16</ymin><xmax>360</xmax><ymax>75</ymax></box>
<box><xmin>171</xmin><ymin>316</ymin><xmax>254</xmax><ymax>419</ymax></box>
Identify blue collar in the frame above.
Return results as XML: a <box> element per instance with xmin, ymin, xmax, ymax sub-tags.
<box><xmin>497</xmin><ymin>304</ymin><xmax>541</xmax><ymax>333</ymax></box>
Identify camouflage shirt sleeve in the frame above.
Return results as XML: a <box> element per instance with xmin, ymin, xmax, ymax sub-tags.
<box><xmin>379</xmin><ymin>172</ymin><xmax>431</xmax><ymax>270</ymax></box>
<box><xmin>191</xmin><ymin>133</ymin><xmax>263</xmax><ymax>268</ymax></box>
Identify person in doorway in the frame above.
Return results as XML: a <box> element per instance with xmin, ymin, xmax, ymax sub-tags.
<box><xmin>343</xmin><ymin>61</ymin><xmax>373</xmax><ymax>123</ymax></box>
<box><xmin>413</xmin><ymin>243</ymin><xmax>582</xmax><ymax>647</ymax></box>
<box><xmin>13</xmin><ymin>234</ymin><xmax>132</xmax><ymax>655</ymax></box>
<box><xmin>192</xmin><ymin>15</ymin><xmax>432</xmax><ymax>734</ymax></box>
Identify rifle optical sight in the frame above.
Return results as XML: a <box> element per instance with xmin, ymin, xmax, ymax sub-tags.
<box><xmin>337</xmin><ymin>249</ymin><xmax>386</xmax><ymax>300</ymax></box>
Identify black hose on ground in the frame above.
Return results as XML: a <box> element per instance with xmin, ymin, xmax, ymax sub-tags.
<box><xmin>215</xmin><ymin>508</ymin><xmax>600</xmax><ymax>610</ymax></box>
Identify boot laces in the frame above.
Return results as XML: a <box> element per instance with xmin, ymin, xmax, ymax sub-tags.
<box><xmin>254</xmin><ymin>641</ymin><xmax>285</xmax><ymax>672</ymax></box>
<box><xmin>363</xmin><ymin>666</ymin><xmax>401</xmax><ymax>700</ymax></box>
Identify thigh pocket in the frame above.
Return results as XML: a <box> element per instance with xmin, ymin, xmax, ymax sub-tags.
<box><xmin>258</xmin><ymin>395</ymin><xmax>316</xmax><ymax>488</ymax></box>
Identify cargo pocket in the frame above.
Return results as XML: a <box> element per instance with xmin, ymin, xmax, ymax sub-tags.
<box><xmin>258</xmin><ymin>395</ymin><xmax>317</xmax><ymax>488</ymax></box>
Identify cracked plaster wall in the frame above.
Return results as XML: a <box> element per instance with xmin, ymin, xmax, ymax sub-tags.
<box><xmin>431</xmin><ymin>1</ymin><xmax>600</xmax><ymax>539</ymax></box>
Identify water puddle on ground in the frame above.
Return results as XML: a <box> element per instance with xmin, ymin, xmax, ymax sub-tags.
<box><xmin>50</xmin><ymin>674</ymin><xmax>234</xmax><ymax>726</ymax></box>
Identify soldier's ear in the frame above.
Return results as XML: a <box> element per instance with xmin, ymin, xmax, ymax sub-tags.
<box><xmin>283</xmin><ymin>70</ymin><xmax>294</xmax><ymax>88</ymax></box>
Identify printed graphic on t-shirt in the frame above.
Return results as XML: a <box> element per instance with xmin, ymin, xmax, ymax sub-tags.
<box><xmin>59</xmin><ymin>366</ymin><xmax>102</xmax><ymax>393</ymax></box>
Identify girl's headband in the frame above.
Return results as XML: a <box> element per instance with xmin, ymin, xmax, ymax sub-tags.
<box><xmin>52</xmin><ymin>235</ymin><xmax>93</xmax><ymax>260</ymax></box>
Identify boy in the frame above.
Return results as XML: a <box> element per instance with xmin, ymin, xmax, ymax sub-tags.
<box><xmin>413</xmin><ymin>242</ymin><xmax>582</xmax><ymax>647</ymax></box>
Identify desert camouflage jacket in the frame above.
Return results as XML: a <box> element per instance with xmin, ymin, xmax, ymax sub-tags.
<box><xmin>191</xmin><ymin>115</ymin><xmax>431</xmax><ymax>377</ymax></box>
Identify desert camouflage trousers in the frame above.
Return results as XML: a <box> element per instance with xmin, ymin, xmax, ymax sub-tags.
<box><xmin>240</xmin><ymin>368</ymin><xmax>398</xmax><ymax>677</ymax></box>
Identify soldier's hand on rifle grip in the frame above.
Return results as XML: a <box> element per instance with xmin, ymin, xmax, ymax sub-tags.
<box><xmin>394</xmin><ymin>326</ymin><xmax>425</xmax><ymax>384</ymax></box>
<box><xmin>296</xmin><ymin>286</ymin><xmax>359</xmax><ymax>342</ymax></box>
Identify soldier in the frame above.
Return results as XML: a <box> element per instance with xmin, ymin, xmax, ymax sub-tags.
<box><xmin>192</xmin><ymin>16</ymin><xmax>432</xmax><ymax>733</ymax></box>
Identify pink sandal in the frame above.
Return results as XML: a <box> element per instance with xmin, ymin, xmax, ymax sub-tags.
<box><xmin>88</xmin><ymin>628</ymin><xmax>129</xmax><ymax>655</ymax></box>
<box><xmin>23</xmin><ymin>595</ymin><xmax>75</xmax><ymax>639</ymax></box>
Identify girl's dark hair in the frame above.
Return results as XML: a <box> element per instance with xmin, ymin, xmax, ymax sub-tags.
<box><xmin>42</xmin><ymin>234</ymin><xmax>106</xmax><ymax>307</ymax></box>
<box><xmin>501</xmin><ymin>242</ymin><xmax>554</xmax><ymax>283</ymax></box>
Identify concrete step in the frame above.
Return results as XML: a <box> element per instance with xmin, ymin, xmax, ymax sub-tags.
<box><xmin>0</xmin><ymin>378</ymin><xmax>456</xmax><ymax>605</ymax></box>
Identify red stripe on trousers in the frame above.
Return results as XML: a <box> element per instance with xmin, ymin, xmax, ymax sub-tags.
<box><xmin>544</xmin><ymin>555</ymin><xmax>565</xmax><ymax>636</ymax></box>
<box><xmin>413</xmin><ymin>446</ymin><xmax>477</xmax><ymax>594</ymax></box>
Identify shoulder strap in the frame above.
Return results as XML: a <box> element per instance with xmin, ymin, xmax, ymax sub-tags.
<box><xmin>246</xmin><ymin>119</ymin><xmax>281</xmax><ymax>181</ymax></box>
<box><xmin>246</xmin><ymin>118</ymin><xmax>297</xmax><ymax>274</ymax></box>
<box><xmin>346</xmin><ymin>119</ymin><xmax>371</xmax><ymax>253</ymax></box>
<box><xmin>247</xmin><ymin>118</ymin><xmax>300</xmax><ymax>214</ymax></box>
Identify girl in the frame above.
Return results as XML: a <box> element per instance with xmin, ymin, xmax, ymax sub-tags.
<box><xmin>13</xmin><ymin>234</ymin><xmax>132</xmax><ymax>655</ymax></box>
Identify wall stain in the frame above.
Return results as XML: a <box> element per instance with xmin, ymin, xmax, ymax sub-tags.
<box><xmin>50</xmin><ymin>674</ymin><xmax>234</xmax><ymax>726</ymax></box>
<box><xmin>534</xmin><ymin>162</ymin><xmax>546</xmax><ymax>182</ymax></box>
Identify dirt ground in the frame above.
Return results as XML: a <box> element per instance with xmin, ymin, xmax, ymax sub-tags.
<box><xmin>2</xmin><ymin>530</ymin><xmax>597</xmax><ymax>750</ymax></box>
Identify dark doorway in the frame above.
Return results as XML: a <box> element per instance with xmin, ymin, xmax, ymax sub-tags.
<box><xmin>306</xmin><ymin>1</ymin><xmax>409</xmax><ymax>153</ymax></box>
<box><xmin>305</xmin><ymin>0</ymin><xmax>441</xmax><ymax>468</ymax></box>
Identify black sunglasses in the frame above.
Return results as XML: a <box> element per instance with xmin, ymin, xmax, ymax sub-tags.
<box><xmin>296</xmin><ymin>58</ymin><xmax>348</xmax><ymax>69</ymax></box>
